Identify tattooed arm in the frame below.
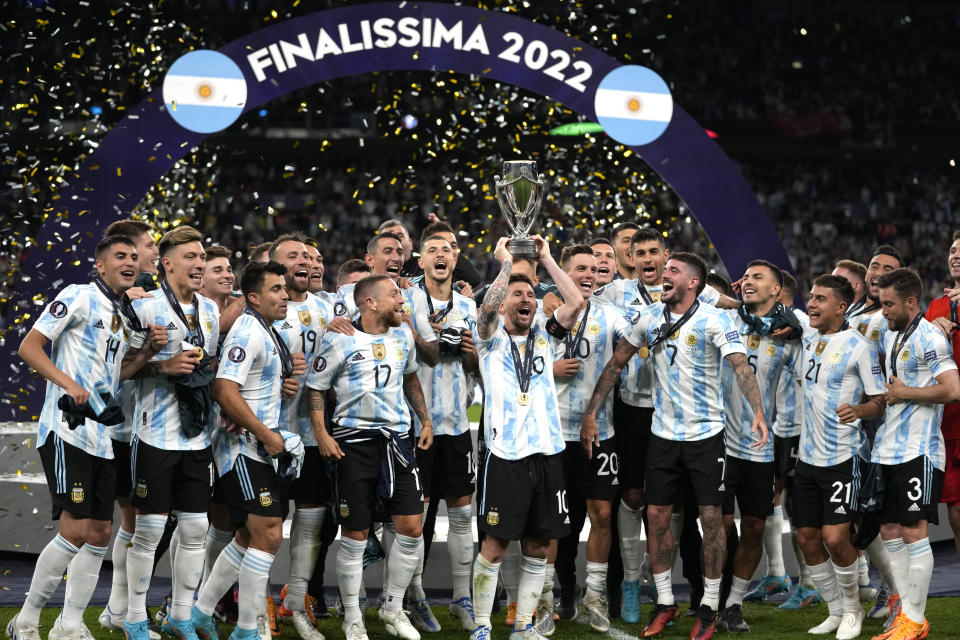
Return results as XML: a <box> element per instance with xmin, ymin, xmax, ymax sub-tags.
<box><xmin>477</xmin><ymin>237</ymin><xmax>513</xmax><ymax>341</ymax></box>
<box><xmin>581</xmin><ymin>337</ymin><xmax>639</xmax><ymax>457</ymax></box>
<box><xmin>725</xmin><ymin>352</ymin><xmax>768</xmax><ymax>448</ymax></box>
<box><xmin>308</xmin><ymin>388</ymin><xmax>343</xmax><ymax>461</ymax></box>
<box><xmin>403</xmin><ymin>372</ymin><xmax>433</xmax><ymax>450</ymax></box>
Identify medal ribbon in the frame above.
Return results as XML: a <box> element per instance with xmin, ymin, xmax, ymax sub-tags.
<box><xmin>563</xmin><ymin>302</ymin><xmax>591</xmax><ymax>359</ymax></box>
<box><xmin>508</xmin><ymin>325</ymin><xmax>538</xmax><ymax>396</ymax></box>
<box><xmin>636</xmin><ymin>282</ymin><xmax>654</xmax><ymax>305</ymax></box>
<box><xmin>847</xmin><ymin>300</ymin><xmax>881</xmax><ymax>320</ymax></box>
<box><xmin>93</xmin><ymin>276</ymin><xmax>146</xmax><ymax>333</ymax></box>
<box><xmin>244</xmin><ymin>307</ymin><xmax>294</xmax><ymax>378</ymax></box>
<box><xmin>160</xmin><ymin>279</ymin><xmax>205</xmax><ymax>349</ymax></box>
<box><xmin>418</xmin><ymin>280</ymin><xmax>455</xmax><ymax>323</ymax></box>
<box><xmin>890</xmin><ymin>310</ymin><xmax>924</xmax><ymax>379</ymax></box>
<box><xmin>950</xmin><ymin>299</ymin><xmax>958</xmax><ymax>326</ymax></box>
<box><xmin>649</xmin><ymin>300</ymin><xmax>700</xmax><ymax>349</ymax></box>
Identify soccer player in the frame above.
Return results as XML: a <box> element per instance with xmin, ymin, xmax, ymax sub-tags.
<box><xmin>852</xmin><ymin>246</ymin><xmax>903</xmax><ymax>347</ymax></box>
<box><xmin>304</xmin><ymin>239</ymin><xmax>327</xmax><ymax>296</ymax></box>
<box><xmin>306</xmin><ymin>275</ymin><xmax>435</xmax><ymax>640</ymax></box>
<box><xmin>248</xmin><ymin>242</ymin><xmax>272</xmax><ymax>265</ymax></box>
<box><xmin>97</xmin><ymin>220</ymin><xmax>163</xmax><ymax>634</ymax></box>
<box><xmin>611</xmin><ymin>223</ymin><xmax>640</xmax><ymax>280</ymax></box>
<box><xmin>590</xmin><ymin>238</ymin><xmax>617</xmax><ymax>286</ymax></box>
<box><xmin>715</xmin><ymin>261</ymin><xmax>800</xmax><ymax>633</ymax></box>
<box><xmin>548</xmin><ymin>245</ymin><xmax>629</xmax><ymax>634</ymax></box>
<box><xmin>200</xmin><ymin>245</ymin><xmax>237</xmax><ymax>312</ymax></box>
<box><xmin>925</xmin><ymin>229</ymin><xmax>960</xmax><ymax>554</ymax></box>
<box><xmin>833</xmin><ymin>260</ymin><xmax>868</xmax><ymax>318</ymax></box>
<box><xmin>793</xmin><ymin>274</ymin><xmax>885</xmax><ymax>639</ymax></box>
<box><xmin>268</xmin><ymin>235</ymin><xmax>333</xmax><ymax>639</ymax></box>
<box><xmin>470</xmin><ymin>236</ymin><xmax>582</xmax><ymax>640</ymax></box>
<box><xmin>9</xmin><ymin>235</ymin><xmax>159</xmax><ymax>640</ymax></box>
<box><xmin>406</xmin><ymin>220</ymin><xmax>483</xmax><ymax>291</ymax></box>
<box><xmin>192</xmin><ymin>260</ymin><xmax>306</xmax><ymax>640</ymax></box>
<box><xmin>123</xmin><ymin>226</ymin><xmax>221</xmax><ymax>640</ymax></box>
<box><xmin>873</xmin><ymin>268</ymin><xmax>960</xmax><ymax>640</ymax></box>
<box><xmin>583</xmin><ymin>252</ymin><xmax>765</xmax><ymax>640</ymax></box>
<box><xmin>402</xmin><ymin>234</ymin><xmax>479</xmax><ymax>632</ymax></box>
<box><xmin>338</xmin><ymin>259</ymin><xmax>372</xmax><ymax>288</ymax></box>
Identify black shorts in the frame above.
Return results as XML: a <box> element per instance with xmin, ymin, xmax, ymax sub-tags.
<box><xmin>793</xmin><ymin>458</ymin><xmax>862</xmax><ymax>528</ymax></box>
<box><xmin>38</xmin><ymin>434</ymin><xmax>117</xmax><ymax>521</ymax></box>
<box><xmin>477</xmin><ymin>452</ymin><xmax>569</xmax><ymax>541</ymax></box>
<box><xmin>774</xmin><ymin>435</ymin><xmax>800</xmax><ymax>487</ymax></box>
<box><xmin>131</xmin><ymin>439</ymin><xmax>212</xmax><ymax>514</ymax></box>
<box><xmin>645</xmin><ymin>431</ymin><xmax>725</xmax><ymax>507</ymax></box>
<box><xmin>721</xmin><ymin>456</ymin><xmax>776</xmax><ymax>519</ymax></box>
<box><xmin>291</xmin><ymin>447</ymin><xmax>332</xmax><ymax>506</ymax></box>
<box><xmin>613</xmin><ymin>393</ymin><xmax>652</xmax><ymax>490</ymax></box>
<box><xmin>879</xmin><ymin>456</ymin><xmax>943</xmax><ymax>526</ymax></box>
<box><xmin>220</xmin><ymin>455</ymin><xmax>290</xmax><ymax>526</ymax></box>
<box><xmin>562</xmin><ymin>438</ymin><xmax>620</xmax><ymax>502</ymax></box>
<box><xmin>415</xmin><ymin>432</ymin><xmax>476</xmax><ymax>500</ymax></box>
<box><xmin>336</xmin><ymin>437</ymin><xmax>423</xmax><ymax>531</ymax></box>
<box><xmin>112</xmin><ymin>439</ymin><xmax>133</xmax><ymax>499</ymax></box>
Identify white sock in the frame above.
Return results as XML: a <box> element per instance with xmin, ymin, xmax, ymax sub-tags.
<box><xmin>515</xmin><ymin>555</ymin><xmax>546</xmax><ymax>629</ymax></box>
<box><xmin>106</xmin><ymin>528</ymin><xmax>133</xmax><ymax>616</ymax></box>
<box><xmin>171</xmin><ymin>512</ymin><xmax>207</xmax><ymax>621</ymax></box>
<box><xmin>337</xmin><ymin>537</ymin><xmax>367</xmax><ymax>625</ymax></box>
<box><xmin>20</xmin><ymin>534</ymin><xmax>80</xmax><ymax>625</ymax></box>
<box><xmin>202</xmin><ymin>526</ymin><xmax>234</xmax><ymax>586</ymax></box>
<box><xmin>726</xmin><ymin>576</ymin><xmax>750</xmax><ymax>608</ymax></box>
<box><xmin>169</xmin><ymin>525</ymin><xmax>180</xmax><ymax>585</ymax></box>
<box><xmin>539</xmin><ymin>563</ymin><xmax>555</xmax><ymax>607</ymax></box>
<box><xmin>472</xmin><ymin>554</ymin><xmax>501</xmax><ymax>629</ymax></box>
<box><xmin>61</xmin><ymin>544</ymin><xmax>107</xmax><ymax>631</ymax></box>
<box><xmin>384</xmin><ymin>534</ymin><xmax>422</xmax><ymax>611</ymax></box>
<box><xmin>668</xmin><ymin>512</ymin><xmax>683</xmax><ymax>566</ymax></box>
<box><xmin>904</xmin><ymin>539</ymin><xmax>933</xmax><ymax>624</ymax></box>
<box><xmin>808</xmin><ymin>560</ymin><xmax>843</xmax><ymax>617</ymax></box>
<box><xmin>866</xmin><ymin>535</ymin><xmax>897</xmax><ymax>596</ymax></box>
<box><xmin>501</xmin><ymin>543</ymin><xmax>521</xmax><ymax>604</ymax></box>
<box><xmin>380</xmin><ymin>522</ymin><xmax>395</xmax><ymax>591</ymax></box>
<box><xmin>237</xmin><ymin>549</ymin><xmax>274</xmax><ymax>631</ymax></box>
<box><xmin>126</xmin><ymin>513</ymin><xmax>166</xmax><ymax>623</ymax></box>
<box><xmin>791</xmin><ymin>527</ymin><xmax>814</xmax><ymax>588</ymax></box>
<box><xmin>196</xmin><ymin>539</ymin><xmax>246</xmax><ymax>616</ymax></box>
<box><xmin>446</xmin><ymin>505</ymin><xmax>474</xmax><ymax>601</ymax></box>
<box><xmin>764</xmin><ymin>506</ymin><xmax>785</xmax><ymax>575</ymax></box>
<box><xmin>701</xmin><ymin>577</ymin><xmax>721</xmax><ymax>611</ymax></box>
<box><xmin>653</xmin><ymin>570</ymin><xmax>675</xmax><ymax>606</ymax></box>
<box><xmin>408</xmin><ymin>555</ymin><xmax>427</xmax><ymax>602</ymax></box>
<box><xmin>833</xmin><ymin>560</ymin><xmax>861</xmax><ymax>614</ymax></box>
<box><xmin>884</xmin><ymin>537</ymin><xmax>907</xmax><ymax>598</ymax></box>
<box><xmin>284</xmin><ymin>507</ymin><xmax>326</xmax><ymax>612</ymax></box>
<box><xmin>619</xmin><ymin>501</ymin><xmax>644</xmax><ymax>582</ymax></box>
<box><xmin>585</xmin><ymin>562</ymin><xmax>607</xmax><ymax>595</ymax></box>
<box><xmin>857</xmin><ymin>552</ymin><xmax>870</xmax><ymax>587</ymax></box>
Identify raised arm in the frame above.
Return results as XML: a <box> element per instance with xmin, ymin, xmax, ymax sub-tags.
<box><xmin>725</xmin><ymin>352</ymin><xmax>768</xmax><ymax>448</ymax></box>
<box><xmin>534</xmin><ymin>235</ymin><xmax>583</xmax><ymax>329</ymax></box>
<box><xmin>477</xmin><ymin>237</ymin><xmax>513</xmax><ymax>340</ymax></box>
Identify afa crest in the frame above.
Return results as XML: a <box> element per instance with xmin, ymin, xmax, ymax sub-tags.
<box><xmin>766</xmin><ymin>344</ymin><xmax>777</xmax><ymax>357</ymax></box>
<box><xmin>70</xmin><ymin>482</ymin><xmax>84</xmax><ymax>503</ymax></box>
<box><xmin>135</xmin><ymin>481</ymin><xmax>148</xmax><ymax>499</ymax></box>
<box><xmin>372</xmin><ymin>343</ymin><xmax>386</xmax><ymax>361</ymax></box>
<box><xmin>394</xmin><ymin>349</ymin><xmax>404</xmax><ymax>361</ymax></box>
<box><xmin>402</xmin><ymin>302</ymin><xmax>412</xmax><ymax>315</ymax></box>
<box><xmin>651</xmin><ymin>291</ymin><xmax>662</xmax><ymax>302</ymax></box>
<box><xmin>536</xmin><ymin>336</ymin><xmax>548</xmax><ymax>348</ymax></box>
<box><xmin>588</xmin><ymin>322</ymin><xmax>601</xmax><ymax>336</ymax></box>
<box><xmin>870</xmin><ymin>329</ymin><xmax>880</xmax><ymax>341</ymax></box>
<box><xmin>259</xmin><ymin>490</ymin><xmax>273</xmax><ymax>507</ymax></box>
<box><xmin>486</xmin><ymin>508</ymin><xmax>500</xmax><ymax>526</ymax></box>
<box><xmin>747</xmin><ymin>335</ymin><xmax>761</xmax><ymax>351</ymax></box>
<box><xmin>900</xmin><ymin>349</ymin><xmax>910</xmax><ymax>361</ymax></box>
<box><xmin>339</xmin><ymin>499</ymin><xmax>350</xmax><ymax>518</ymax></box>
<box><xmin>685</xmin><ymin>333</ymin><xmax>697</xmax><ymax>347</ymax></box>
<box><xmin>299</xmin><ymin>309</ymin><xmax>312</xmax><ymax>326</ymax></box>
<box><xmin>830</xmin><ymin>352</ymin><xmax>843</xmax><ymax>364</ymax></box>
<box><xmin>185</xmin><ymin>315</ymin><xmax>197</xmax><ymax>331</ymax></box>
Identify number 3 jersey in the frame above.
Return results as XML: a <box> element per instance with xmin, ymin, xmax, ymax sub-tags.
<box><xmin>545</xmin><ymin>302</ymin><xmax>628</xmax><ymax>442</ymax></box>
<box><xmin>874</xmin><ymin>318</ymin><xmax>957</xmax><ymax>470</ymax></box>
<box><xmin>306</xmin><ymin>325</ymin><xmax>417</xmax><ymax>433</ymax></box>
<box><xmin>624</xmin><ymin>302</ymin><xmax>745</xmax><ymax>442</ymax></box>
<box><xmin>272</xmin><ymin>294</ymin><xmax>333</xmax><ymax>445</ymax></box>
<box><xmin>32</xmin><ymin>283</ymin><xmax>133</xmax><ymax>459</ymax></box>
<box><xmin>796</xmin><ymin>328</ymin><xmax>885</xmax><ymax>467</ymax></box>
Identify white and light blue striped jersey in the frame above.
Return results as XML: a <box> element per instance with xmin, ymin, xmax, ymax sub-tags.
<box><xmin>305</xmin><ymin>325</ymin><xmax>417</xmax><ymax>432</ymax></box>
<box><xmin>115</xmin><ymin>380</ymin><xmax>136</xmax><ymax>444</ymax></box>
<box><xmin>594</xmin><ymin>280</ymin><xmax>720</xmax><ymax>408</ymax></box>
<box><xmin>855</xmin><ymin>310</ymin><xmax>888</xmax><ymax>368</ymax></box>
<box><xmin>312</xmin><ymin>290</ymin><xmax>336</xmax><ymax>307</ymax></box>
<box><xmin>721</xmin><ymin>314</ymin><xmax>800</xmax><ymax>462</ymax></box>
<box><xmin>413</xmin><ymin>291</ymin><xmax>477</xmax><ymax>437</ymax></box>
<box><xmin>624</xmin><ymin>302</ymin><xmax>745</xmax><ymax>441</ymax></box>
<box><xmin>32</xmin><ymin>283</ymin><xmax>133</xmax><ymax>459</ymax></box>
<box><xmin>874</xmin><ymin>318</ymin><xmax>957</xmax><ymax>469</ymax></box>
<box><xmin>213</xmin><ymin>313</ymin><xmax>285</xmax><ymax>475</ymax></box>
<box><xmin>129</xmin><ymin>289</ymin><xmax>220</xmax><ymax>450</ymax></box>
<box><xmin>476</xmin><ymin>315</ymin><xmax>565</xmax><ymax>459</ymax></box>
<box><xmin>333</xmin><ymin>282</ymin><xmax>437</xmax><ymax>344</ymax></box>
<box><xmin>796</xmin><ymin>328</ymin><xmax>886</xmax><ymax>467</ymax></box>
<box><xmin>773</xmin><ymin>309</ymin><xmax>809</xmax><ymax>438</ymax></box>
<box><xmin>273</xmin><ymin>295</ymin><xmax>332</xmax><ymax>446</ymax></box>
<box><xmin>546</xmin><ymin>303</ymin><xmax>628</xmax><ymax>442</ymax></box>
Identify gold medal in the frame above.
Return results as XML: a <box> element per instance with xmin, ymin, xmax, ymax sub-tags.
<box><xmin>518</xmin><ymin>392</ymin><xmax>531</xmax><ymax>407</ymax></box>
<box><xmin>638</xmin><ymin>346</ymin><xmax>650</xmax><ymax>359</ymax></box>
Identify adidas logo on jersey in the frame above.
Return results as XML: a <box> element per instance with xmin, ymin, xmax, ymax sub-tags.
<box><xmin>718</xmin><ymin>483</ymin><xmax>725</xmax><ymax>492</ymax></box>
<box><xmin>166</xmin><ymin>321</ymin><xmax>178</xmax><ymax>330</ymax></box>
<box><xmin>280</xmin><ymin>321</ymin><xmax>293</xmax><ymax>330</ymax></box>
<box><xmin>563</xmin><ymin>516</ymin><xmax>570</xmax><ymax>525</ymax></box>
<box><xmin>834</xmin><ymin>505</ymin><xmax>846</xmax><ymax>515</ymax></box>
<box><xmin>612</xmin><ymin>477</ymin><xmax>620</xmax><ymax>486</ymax></box>
<box><xmin>908</xmin><ymin>503</ymin><xmax>921</xmax><ymax>512</ymax></box>
<box><xmin>93</xmin><ymin>319</ymin><xmax>104</xmax><ymax>329</ymax></box>
<box><xmin>351</xmin><ymin>352</ymin><xmax>366</xmax><ymax>362</ymax></box>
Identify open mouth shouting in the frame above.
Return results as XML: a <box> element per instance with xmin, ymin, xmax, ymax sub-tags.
<box><xmin>950</xmin><ymin>257</ymin><xmax>960</xmax><ymax>275</ymax></box>
<box><xmin>385</xmin><ymin>262</ymin><xmax>401</xmax><ymax>279</ymax></box>
<box><xmin>433</xmin><ymin>257</ymin><xmax>449</xmax><ymax>278</ymax></box>
<box><xmin>741</xmin><ymin>283</ymin><xmax>757</xmax><ymax>298</ymax></box>
<box><xmin>516</xmin><ymin>302</ymin><xmax>533</xmax><ymax>322</ymax></box>
<box><xmin>661</xmin><ymin>279</ymin><xmax>675</xmax><ymax>296</ymax></box>
<box><xmin>119</xmin><ymin>267</ymin><xmax>136</xmax><ymax>283</ymax></box>
<box><xmin>293</xmin><ymin>268</ymin><xmax>310</xmax><ymax>289</ymax></box>
<box><xmin>188</xmin><ymin>271</ymin><xmax>204</xmax><ymax>288</ymax></box>
<box><xmin>578</xmin><ymin>277</ymin><xmax>595</xmax><ymax>295</ymax></box>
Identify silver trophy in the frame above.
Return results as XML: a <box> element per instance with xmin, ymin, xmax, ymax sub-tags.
<box><xmin>495</xmin><ymin>160</ymin><xmax>547</xmax><ymax>258</ymax></box>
